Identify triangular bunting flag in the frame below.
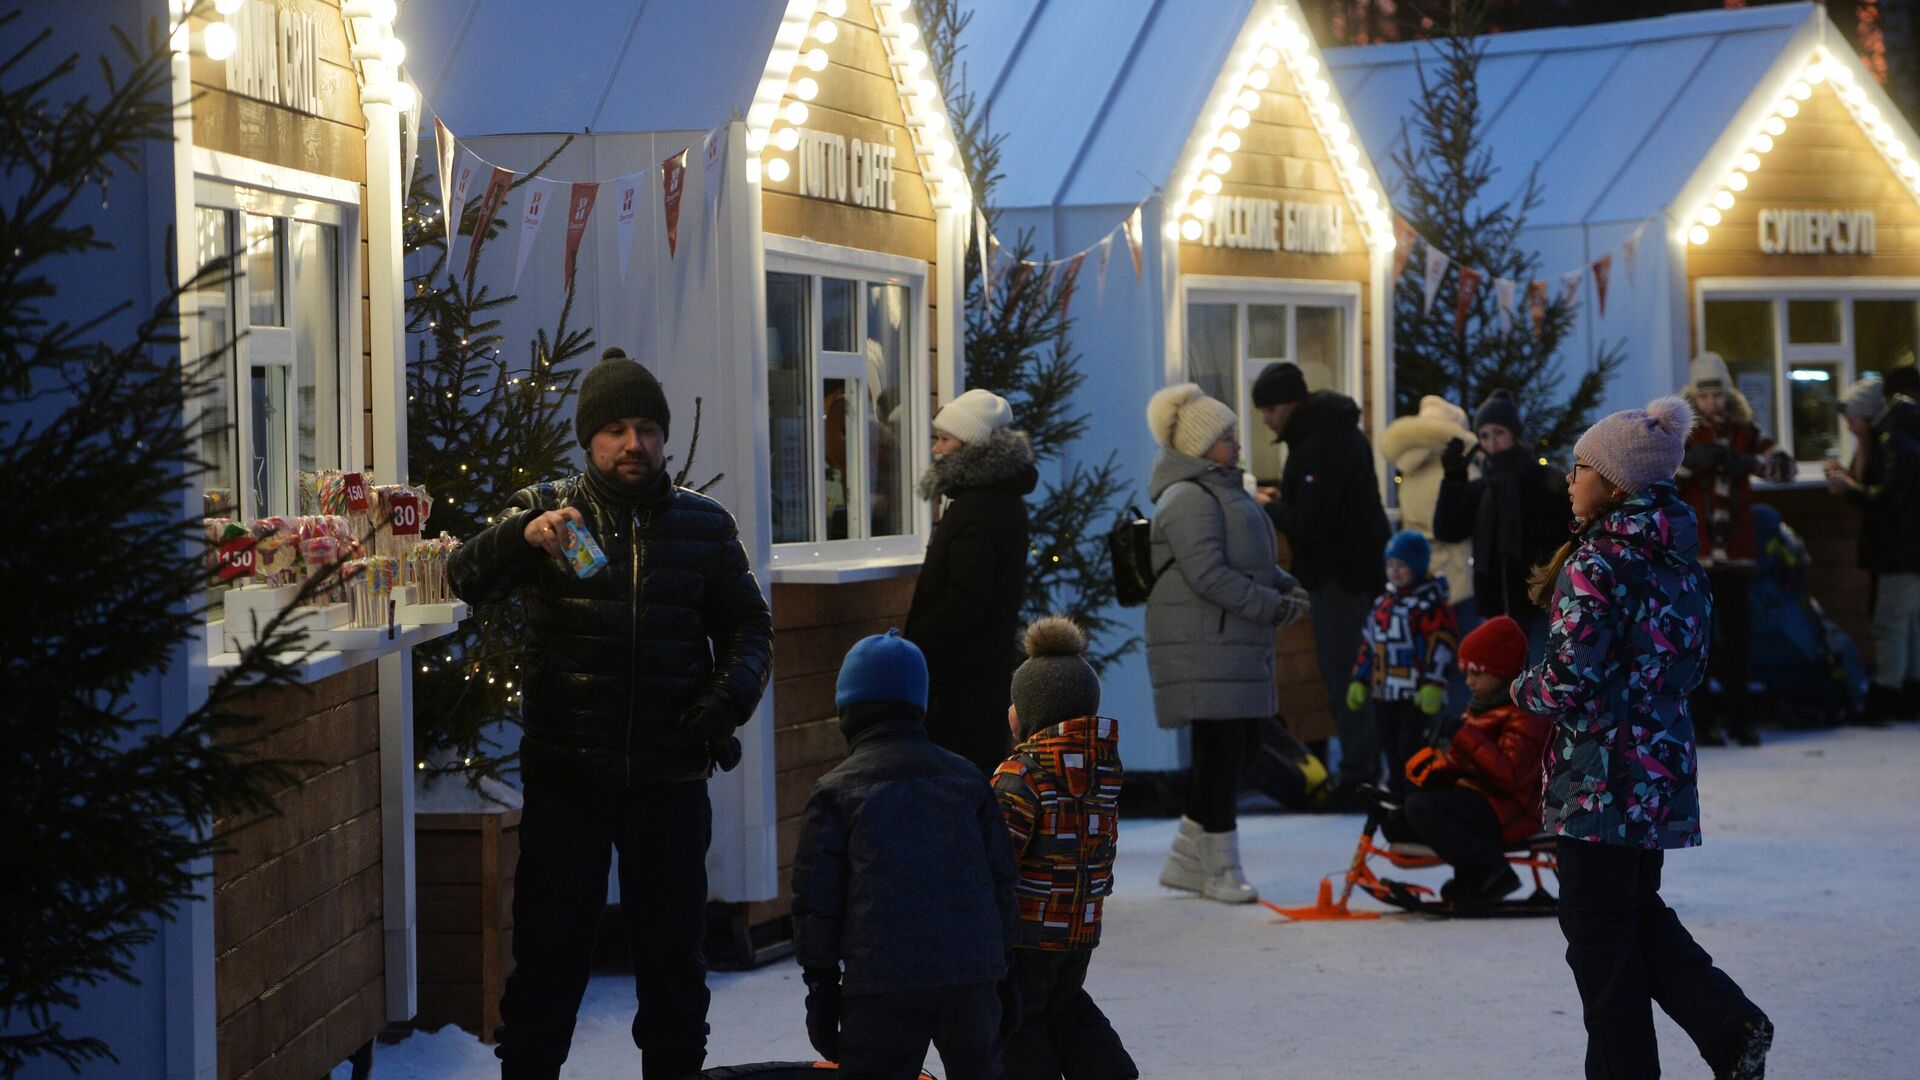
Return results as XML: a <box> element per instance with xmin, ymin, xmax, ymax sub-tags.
<box><xmin>1059</xmin><ymin>252</ymin><xmax>1086</xmax><ymax>319</ymax></box>
<box><xmin>1422</xmin><ymin>247</ymin><xmax>1450</xmax><ymax>317</ymax></box>
<box><xmin>563</xmin><ymin>181</ymin><xmax>598</xmax><ymax>294</ymax></box>
<box><xmin>1592</xmin><ymin>254</ymin><xmax>1612</xmax><ymax>318</ymax></box>
<box><xmin>975</xmin><ymin>207</ymin><xmax>992</xmax><ymax>302</ymax></box>
<box><xmin>660</xmin><ymin>148</ymin><xmax>689</xmax><ymax>258</ymax></box>
<box><xmin>464</xmin><ymin>165</ymin><xmax>514</xmax><ymax>282</ymax></box>
<box><xmin>512</xmin><ymin>179</ymin><xmax>555</xmax><ymax>290</ymax></box>
<box><xmin>1560</xmin><ymin>269</ymin><xmax>1584</xmax><ymax>329</ymax></box>
<box><xmin>446</xmin><ymin>154</ymin><xmax>479</xmax><ymax>276</ymax></box>
<box><xmin>1455</xmin><ymin>265</ymin><xmax>1482</xmax><ymax>338</ymax></box>
<box><xmin>703</xmin><ymin>125</ymin><xmax>729</xmax><ymax>225</ymax></box>
<box><xmin>1493</xmin><ymin>277</ymin><xmax>1516</xmax><ymax>335</ymax></box>
<box><xmin>1529</xmin><ymin>280</ymin><xmax>1549</xmax><ymax>341</ymax></box>
<box><xmin>1623</xmin><ymin>228</ymin><xmax>1641</xmax><ymax>285</ymax></box>
<box><xmin>1392</xmin><ymin>218</ymin><xmax>1415</xmax><ymax>281</ymax></box>
<box><xmin>615</xmin><ymin>172</ymin><xmax>643</xmax><ymax>282</ymax></box>
<box><xmin>1096</xmin><ymin>231</ymin><xmax>1114</xmax><ymax>304</ymax></box>
<box><xmin>435</xmin><ymin>118</ymin><xmax>458</xmax><ymax>242</ymax></box>
<box><xmin>1126</xmin><ymin>206</ymin><xmax>1144</xmax><ymax>282</ymax></box>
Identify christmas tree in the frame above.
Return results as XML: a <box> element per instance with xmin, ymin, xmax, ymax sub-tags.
<box><xmin>0</xmin><ymin>8</ymin><xmax>322</xmax><ymax>1069</ymax></box>
<box><xmin>1390</xmin><ymin>0</ymin><xmax>1619</xmax><ymax>457</ymax></box>
<box><xmin>922</xmin><ymin>0</ymin><xmax>1136</xmax><ymax>670</ymax></box>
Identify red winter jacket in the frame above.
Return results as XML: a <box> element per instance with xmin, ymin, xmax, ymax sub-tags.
<box><xmin>1434</xmin><ymin>701</ymin><xmax>1550</xmax><ymax>845</ymax></box>
<box><xmin>1675</xmin><ymin>392</ymin><xmax>1788</xmax><ymax>567</ymax></box>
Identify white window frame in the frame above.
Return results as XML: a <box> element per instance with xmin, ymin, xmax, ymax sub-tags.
<box><xmin>764</xmin><ymin>235</ymin><xmax>931</xmax><ymax>572</ymax></box>
<box><xmin>1695</xmin><ymin>277</ymin><xmax>1920</xmax><ymax>482</ymax></box>
<box><xmin>1176</xmin><ymin>274</ymin><xmax>1363</xmax><ymax>470</ymax></box>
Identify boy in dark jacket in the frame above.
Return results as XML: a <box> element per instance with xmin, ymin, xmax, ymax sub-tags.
<box><xmin>1347</xmin><ymin>531</ymin><xmax>1458</xmax><ymax>795</ymax></box>
<box><xmin>791</xmin><ymin>630</ymin><xmax>1020</xmax><ymax>1079</ymax></box>
<box><xmin>992</xmin><ymin>617</ymin><xmax>1137</xmax><ymax>1080</ymax></box>
<box><xmin>1396</xmin><ymin>616</ymin><xmax>1551</xmax><ymax>910</ymax></box>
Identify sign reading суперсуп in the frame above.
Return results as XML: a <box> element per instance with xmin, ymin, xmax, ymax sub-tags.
<box><xmin>1758</xmin><ymin>208</ymin><xmax>1877</xmax><ymax>255</ymax></box>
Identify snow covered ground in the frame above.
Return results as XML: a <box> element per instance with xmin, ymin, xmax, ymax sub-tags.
<box><xmin>357</xmin><ymin>725</ymin><xmax>1920</xmax><ymax>1078</ymax></box>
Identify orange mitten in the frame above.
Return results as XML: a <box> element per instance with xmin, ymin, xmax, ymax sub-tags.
<box><xmin>1405</xmin><ymin>746</ymin><xmax>1449</xmax><ymax>789</ymax></box>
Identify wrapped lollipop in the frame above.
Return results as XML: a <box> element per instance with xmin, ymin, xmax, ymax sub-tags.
<box><xmin>251</xmin><ymin>516</ymin><xmax>299</xmax><ymax>586</ymax></box>
<box><xmin>300</xmin><ymin>535</ymin><xmax>341</xmax><ymax>606</ymax></box>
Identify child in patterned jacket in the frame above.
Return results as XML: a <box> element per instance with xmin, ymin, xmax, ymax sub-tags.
<box><xmin>1347</xmin><ymin>530</ymin><xmax>1459</xmax><ymax>794</ymax></box>
<box><xmin>992</xmin><ymin>616</ymin><xmax>1138</xmax><ymax>1080</ymax></box>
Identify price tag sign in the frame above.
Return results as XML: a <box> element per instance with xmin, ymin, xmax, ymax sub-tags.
<box><xmin>216</xmin><ymin>536</ymin><xmax>257</xmax><ymax>581</ymax></box>
<box><xmin>344</xmin><ymin>472</ymin><xmax>369</xmax><ymax>511</ymax></box>
<box><xmin>389</xmin><ymin>490</ymin><xmax>422</xmax><ymax>536</ymax></box>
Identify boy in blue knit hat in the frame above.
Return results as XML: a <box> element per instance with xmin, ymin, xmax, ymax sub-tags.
<box><xmin>1347</xmin><ymin>531</ymin><xmax>1459</xmax><ymax>794</ymax></box>
<box><xmin>790</xmin><ymin>630</ymin><xmax>1019</xmax><ymax>1079</ymax></box>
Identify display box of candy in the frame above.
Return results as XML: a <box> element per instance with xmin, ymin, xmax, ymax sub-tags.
<box><xmin>222</xmin><ymin>584</ymin><xmax>351</xmax><ymax>652</ymax></box>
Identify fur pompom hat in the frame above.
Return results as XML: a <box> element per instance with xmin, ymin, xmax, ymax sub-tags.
<box><xmin>1147</xmin><ymin>383</ymin><xmax>1238</xmax><ymax>459</ymax></box>
<box><xmin>1009</xmin><ymin>616</ymin><xmax>1101</xmax><ymax>736</ymax></box>
<box><xmin>1574</xmin><ymin>395</ymin><xmax>1696</xmax><ymax>492</ymax></box>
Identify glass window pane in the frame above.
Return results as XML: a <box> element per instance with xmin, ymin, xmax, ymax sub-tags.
<box><xmin>290</xmin><ymin>221</ymin><xmax>339</xmax><ymax>479</ymax></box>
<box><xmin>1786</xmin><ymin>299</ymin><xmax>1840</xmax><ymax>345</ymax></box>
<box><xmin>1788</xmin><ymin>363</ymin><xmax>1842</xmax><ymax>463</ymax></box>
<box><xmin>766</xmin><ymin>272</ymin><xmax>814</xmax><ymax>543</ymax></box>
<box><xmin>866</xmin><ymin>283</ymin><xmax>912</xmax><ymax>538</ymax></box>
<box><xmin>1854</xmin><ymin>299</ymin><xmax>1920</xmax><ymax>378</ymax></box>
<box><xmin>1185</xmin><ymin>303</ymin><xmax>1237</xmax><ymax>412</ymax></box>
<box><xmin>823</xmin><ymin>378</ymin><xmax>857</xmax><ymax>540</ymax></box>
<box><xmin>250</xmin><ymin>365</ymin><xmax>291</xmax><ymax>516</ymax></box>
<box><xmin>243</xmin><ymin>214</ymin><xmax>282</xmax><ymax>327</ymax></box>
<box><xmin>1295</xmin><ymin>306</ymin><xmax>1343</xmax><ymax>396</ymax></box>
<box><xmin>195</xmin><ymin>207</ymin><xmax>238</xmax><ymax>520</ymax></box>
<box><xmin>1703</xmin><ymin>300</ymin><xmax>1780</xmax><ymax>439</ymax></box>
<box><xmin>822</xmin><ymin>277</ymin><xmax>856</xmax><ymax>353</ymax></box>
<box><xmin>1248</xmin><ymin>304</ymin><xmax>1287</xmax><ymax>359</ymax></box>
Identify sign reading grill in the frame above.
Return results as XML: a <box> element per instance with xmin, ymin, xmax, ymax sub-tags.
<box><xmin>224</xmin><ymin>0</ymin><xmax>323</xmax><ymax>117</ymax></box>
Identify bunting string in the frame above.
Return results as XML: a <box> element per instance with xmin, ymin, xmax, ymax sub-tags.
<box><xmin>1390</xmin><ymin>213</ymin><xmax>1656</xmax><ymax>340</ymax></box>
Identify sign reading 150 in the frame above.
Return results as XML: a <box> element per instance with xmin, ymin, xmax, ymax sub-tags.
<box><xmin>792</xmin><ymin>128</ymin><xmax>898</xmax><ymax>211</ymax></box>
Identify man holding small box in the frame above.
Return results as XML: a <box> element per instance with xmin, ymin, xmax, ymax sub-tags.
<box><xmin>449</xmin><ymin>347</ymin><xmax>774</xmax><ymax>1080</ymax></box>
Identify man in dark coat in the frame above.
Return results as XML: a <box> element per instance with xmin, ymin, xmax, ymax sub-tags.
<box><xmin>1828</xmin><ymin>375</ymin><xmax>1920</xmax><ymax>724</ymax></box>
<box><xmin>1433</xmin><ymin>388</ymin><xmax>1569</xmax><ymax>649</ymax></box>
<box><xmin>448</xmin><ymin>348</ymin><xmax>774</xmax><ymax>1080</ymax></box>
<box><xmin>1252</xmin><ymin>362</ymin><xmax>1393</xmax><ymax>799</ymax></box>
<box><xmin>905</xmin><ymin>388</ymin><xmax>1039</xmax><ymax>776</ymax></box>
<box><xmin>792</xmin><ymin>631</ymin><xmax>1020</xmax><ymax>1079</ymax></box>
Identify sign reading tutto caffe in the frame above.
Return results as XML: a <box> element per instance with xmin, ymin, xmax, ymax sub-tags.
<box><xmin>1758</xmin><ymin>208</ymin><xmax>1877</xmax><ymax>254</ymax></box>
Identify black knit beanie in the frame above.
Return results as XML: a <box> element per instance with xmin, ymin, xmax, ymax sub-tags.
<box><xmin>576</xmin><ymin>347</ymin><xmax>670</xmax><ymax>447</ymax></box>
<box><xmin>1251</xmin><ymin>361</ymin><xmax>1309</xmax><ymax>408</ymax></box>
<box><xmin>1474</xmin><ymin>388</ymin><xmax>1524</xmax><ymax>440</ymax></box>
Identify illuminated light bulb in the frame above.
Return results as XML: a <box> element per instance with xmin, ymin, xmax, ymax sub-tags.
<box><xmin>916</xmin><ymin>78</ymin><xmax>939</xmax><ymax>101</ymax></box>
<box><xmin>922</xmin><ymin>109</ymin><xmax>947</xmax><ymax>132</ymax></box>
<box><xmin>1191</xmin><ymin>197</ymin><xmax>1215</xmax><ymax>220</ymax></box>
<box><xmin>1209</xmin><ymin>152</ymin><xmax>1232</xmax><ymax>174</ymax></box>
<box><xmin>775</xmin><ymin>126</ymin><xmax>800</xmax><ymax>151</ymax></box>
<box><xmin>1238</xmin><ymin>89</ymin><xmax>1260</xmax><ymax>111</ymax></box>
<box><xmin>894</xmin><ymin>22</ymin><xmax>920</xmax><ymax>45</ymax></box>
<box><xmin>214</xmin><ymin>0</ymin><xmax>243</xmax><ymax>11</ymax></box>
<box><xmin>813</xmin><ymin>21</ymin><xmax>838</xmax><ymax>44</ymax></box>
<box><xmin>389</xmin><ymin>80</ymin><xmax>416</xmax><ymax>111</ymax></box>
<box><xmin>1739</xmin><ymin>152</ymin><xmax>1761</xmax><ymax>172</ymax></box>
<box><xmin>1218</xmin><ymin>131</ymin><xmax>1241</xmax><ymax>152</ymax></box>
<box><xmin>1200</xmin><ymin>173</ymin><xmax>1222</xmax><ymax>195</ymax></box>
<box><xmin>765</xmin><ymin>157</ymin><xmax>791</xmax><ymax>182</ymax></box>
<box><xmin>785</xmin><ymin>101</ymin><xmax>809</xmax><ymax>125</ymax></box>
<box><xmin>906</xmin><ymin>49</ymin><xmax>929</xmax><ymax>74</ymax></box>
<box><xmin>1229</xmin><ymin>108</ymin><xmax>1250</xmax><ymax>129</ymax></box>
<box><xmin>1712</xmin><ymin>190</ymin><xmax>1735</xmax><ymax>211</ymax></box>
<box><xmin>1874</xmin><ymin>121</ymin><xmax>1896</xmax><ymax>144</ymax></box>
<box><xmin>1790</xmin><ymin>81</ymin><xmax>1811</xmax><ymax>100</ymax></box>
<box><xmin>1751</xmin><ymin>132</ymin><xmax>1774</xmax><ymax>153</ymax></box>
<box><xmin>745</xmin><ymin>129</ymin><xmax>768</xmax><ymax>152</ymax></box>
<box><xmin>1831</xmin><ymin>62</ymin><xmax>1856</xmax><ymax>86</ymax></box>
<box><xmin>1337</xmin><ymin>142</ymin><xmax>1359</xmax><ymax>165</ymax></box>
<box><xmin>203</xmin><ymin>22</ymin><xmax>236</xmax><ymax>60</ymax></box>
<box><xmin>1181</xmin><ymin>218</ymin><xmax>1204</xmax><ymax>241</ymax></box>
<box><xmin>1316</xmin><ymin>100</ymin><xmax>1342</xmax><ymax>126</ymax></box>
<box><xmin>1257</xmin><ymin>47</ymin><xmax>1280</xmax><ymax>68</ymax></box>
<box><xmin>1330</xmin><ymin>121</ymin><xmax>1351</xmax><ymax>144</ymax></box>
<box><xmin>1297</xmin><ymin>55</ymin><xmax>1321</xmax><ymax>79</ymax></box>
<box><xmin>1248</xmin><ymin>70</ymin><xmax>1270</xmax><ymax>91</ymax></box>
<box><xmin>1699</xmin><ymin>207</ymin><xmax>1722</xmax><ymax>227</ymax></box>
<box><xmin>1806</xmin><ymin>62</ymin><xmax>1828</xmax><ymax>85</ymax></box>
<box><xmin>382</xmin><ymin>36</ymin><xmax>407</xmax><ymax>65</ymax></box>
<box><xmin>748</xmin><ymin>102</ymin><xmax>777</xmax><ymax>128</ymax></box>
<box><xmin>1846</xmin><ymin>86</ymin><xmax>1869</xmax><ymax>108</ymax></box>
<box><xmin>1777</xmin><ymin>98</ymin><xmax>1798</xmax><ymax>118</ymax></box>
<box><xmin>1361</xmin><ymin>187</ymin><xmax>1380</xmax><ymax>208</ymax></box>
<box><xmin>1727</xmin><ymin>172</ymin><xmax>1748</xmax><ymax>191</ymax></box>
<box><xmin>1689</xmin><ymin>224</ymin><xmax>1710</xmax><ymax>245</ymax></box>
<box><xmin>1762</xmin><ymin>116</ymin><xmax>1785</xmax><ymax>136</ymax></box>
<box><xmin>804</xmin><ymin>48</ymin><xmax>828</xmax><ymax>72</ymax></box>
<box><xmin>1902</xmin><ymin>158</ymin><xmax>1920</xmax><ymax>180</ymax></box>
<box><xmin>1307</xmin><ymin>78</ymin><xmax>1331</xmax><ymax>101</ymax></box>
<box><xmin>930</xmin><ymin>138</ymin><xmax>954</xmax><ymax>163</ymax></box>
<box><xmin>1888</xmin><ymin>139</ymin><xmax>1910</xmax><ymax>160</ymax></box>
<box><xmin>794</xmin><ymin>77</ymin><xmax>819</xmax><ymax>101</ymax></box>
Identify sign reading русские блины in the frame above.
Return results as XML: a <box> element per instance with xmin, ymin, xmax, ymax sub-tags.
<box><xmin>1200</xmin><ymin>196</ymin><xmax>1345</xmax><ymax>254</ymax></box>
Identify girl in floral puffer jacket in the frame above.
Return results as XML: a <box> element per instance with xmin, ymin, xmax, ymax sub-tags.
<box><xmin>1514</xmin><ymin>397</ymin><xmax>1771</xmax><ymax>1080</ymax></box>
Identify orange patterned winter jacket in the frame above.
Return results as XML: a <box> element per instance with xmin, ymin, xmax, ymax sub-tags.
<box><xmin>991</xmin><ymin>715</ymin><xmax>1123</xmax><ymax>951</ymax></box>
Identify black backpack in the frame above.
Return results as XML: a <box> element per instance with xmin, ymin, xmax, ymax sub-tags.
<box><xmin>1108</xmin><ymin>506</ymin><xmax>1163</xmax><ymax>608</ymax></box>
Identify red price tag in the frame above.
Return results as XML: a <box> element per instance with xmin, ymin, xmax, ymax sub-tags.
<box><xmin>389</xmin><ymin>491</ymin><xmax>422</xmax><ymax>536</ymax></box>
<box><xmin>344</xmin><ymin>472</ymin><xmax>369</xmax><ymax>511</ymax></box>
<box><xmin>216</xmin><ymin>536</ymin><xmax>257</xmax><ymax>581</ymax></box>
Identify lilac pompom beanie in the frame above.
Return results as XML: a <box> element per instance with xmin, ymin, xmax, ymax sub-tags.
<box><xmin>1573</xmin><ymin>396</ymin><xmax>1696</xmax><ymax>492</ymax></box>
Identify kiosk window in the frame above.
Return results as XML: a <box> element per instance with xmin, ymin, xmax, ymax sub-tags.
<box><xmin>1184</xmin><ymin>294</ymin><xmax>1356</xmax><ymax>486</ymax></box>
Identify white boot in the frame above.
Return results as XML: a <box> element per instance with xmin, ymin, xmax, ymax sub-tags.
<box><xmin>1196</xmin><ymin>827</ymin><xmax>1258</xmax><ymax>904</ymax></box>
<box><xmin>1158</xmin><ymin>816</ymin><xmax>1207</xmax><ymax>893</ymax></box>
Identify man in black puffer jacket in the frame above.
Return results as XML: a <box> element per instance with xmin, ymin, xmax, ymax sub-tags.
<box><xmin>791</xmin><ymin>631</ymin><xmax>1019</xmax><ymax>1079</ymax></box>
<box><xmin>449</xmin><ymin>348</ymin><xmax>773</xmax><ymax>1080</ymax></box>
<box><xmin>1251</xmin><ymin>362</ymin><xmax>1393</xmax><ymax>798</ymax></box>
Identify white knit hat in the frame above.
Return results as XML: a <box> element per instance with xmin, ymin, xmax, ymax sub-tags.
<box><xmin>1147</xmin><ymin>383</ymin><xmax>1238</xmax><ymax>458</ymax></box>
<box><xmin>932</xmin><ymin>388</ymin><xmax>1014</xmax><ymax>445</ymax></box>
<box><xmin>1688</xmin><ymin>351</ymin><xmax>1733</xmax><ymax>394</ymax></box>
<box><xmin>1843</xmin><ymin>376</ymin><xmax>1887</xmax><ymax>421</ymax></box>
<box><xmin>1574</xmin><ymin>396</ymin><xmax>1695</xmax><ymax>491</ymax></box>
<box><xmin>1417</xmin><ymin>395</ymin><xmax>1468</xmax><ymax>428</ymax></box>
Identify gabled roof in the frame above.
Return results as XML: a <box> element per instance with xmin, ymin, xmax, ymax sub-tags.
<box><xmin>1322</xmin><ymin>2</ymin><xmax>1899</xmax><ymax>229</ymax></box>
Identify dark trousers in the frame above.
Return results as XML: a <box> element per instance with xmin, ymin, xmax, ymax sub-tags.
<box><xmin>1556</xmin><ymin>839</ymin><xmax>1761</xmax><ymax>1079</ymax></box>
<box><xmin>496</xmin><ymin>779</ymin><xmax>713</xmax><ymax>1074</ymax></box>
<box><xmin>1003</xmin><ymin>950</ymin><xmax>1137</xmax><ymax>1080</ymax></box>
<box><xmin>1187</xmin><ymin>718</ymin><xmax>1258</xmax><ymax>832</ymax></box>
<box><xmin>1705</xmin><ymin>569</ymin><xmax>1754</xmax><ymax>735</ymax></box>
<box><xmin>1404</xmin><ymin>787</ymin><xmax>1506</xmax><ymax>880</ymax></box>
<box><xmin>839</xmin><ymin>981</ymin><xmax>1002</xmax><ymax>1080</ymax></box>
<box><xmin>1372</xmin><ymin>698</ymin><xmax>1432</xmax><ymax>797</ymax></box>
<box><xmin>1309</xmin><ymin>581</ymin><xmax>1380</xmax><ymax>786</ymax></box>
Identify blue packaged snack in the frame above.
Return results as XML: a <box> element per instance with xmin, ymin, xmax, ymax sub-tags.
<box><xmin>561</xmin><ymin>518</ymin><xmax>608</xmax><ymax>578</ymax></box>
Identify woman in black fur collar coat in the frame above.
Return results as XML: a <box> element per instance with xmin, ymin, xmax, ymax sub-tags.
<box><xmin>904</xmin><ymin>389</ymin><xmax>1039</xmax><ymax>776</ymax></box>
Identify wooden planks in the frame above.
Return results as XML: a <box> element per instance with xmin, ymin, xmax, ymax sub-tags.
<box><xmin>414</xmin><ymin>807</ymin><xmax>520</xmax><ymax>1040</ymax></box>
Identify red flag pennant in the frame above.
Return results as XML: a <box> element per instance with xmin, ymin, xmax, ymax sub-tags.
<box><xmin>1455</xmin><ymin>265</ymin><xmax>1482</xmax><ymax>338</ymax></box>
<box><xmin>660</xmin><ymin>148</ymin><xmax>689</xmax><ymax>258</ymax></box>
<box><xmin>1591</xmin><ymin>254</ymin><xmax>1612</xmax><ymax>318</ymax></box>
<box><xmin>1392</xmin><ymin>218</ymin><xmax>1415</xmax><ymax>281</ymax></box>
<box><xmin>1528</xmin><ymin>280</ymin><xmax>1549</xmax><ymax>341</ymax></box>
<box><xmin>563</xmin><ymin>181</ymin><xmax>599</xmax><ymax>294</ymax></box>
<box><xmin>464</xmin><ymin>166</ymin><xmax>515</xmax><ymax>281</ymax></box>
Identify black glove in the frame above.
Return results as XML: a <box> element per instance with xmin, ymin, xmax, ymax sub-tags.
<box><xmin>712</xmin><ymin>735</ymin><xmax>743</xmax><ymax>773</ymax></box>
<box><xmin>1681</xmin><ymin>443</ymin><xmax>1720</xmax><ymax>473</ymax></box>
<box><xmin>1441</xmin><ymin>437</ymin><xmax>1469</xmax><ymax>479</ymax></box>
<box><xmin>677</xmin><ymin>691</ymin><xmax>737</xmax><ymax>744</ymax></box>
<box><xmin>996</xmin><ymin>973</ymin><xmax>1023</xmax><ymax>1044</ymax></box>
<box><xmin>803</xmin><ymin>968</ymin><xmax>842</xmax><ymax>1062</ymax></box>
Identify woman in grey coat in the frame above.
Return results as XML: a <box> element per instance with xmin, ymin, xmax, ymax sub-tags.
<box><xmin>1145</xmin><ymin>384</ymin><xmax>1309</xmax><ymax>903</ymax></box>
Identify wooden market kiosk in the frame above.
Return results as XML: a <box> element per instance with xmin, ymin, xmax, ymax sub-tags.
<box><xmin>399</xmin><ymin>0</ymin><xmax>971</xmax><ymax>955</ymax></box>
<box><xmin>959</xmin><ymin>0</ymin><xmax>1398</xmax><ymax>768</ymax></box>
<box><xmin>1330</xmin><ymin>1</ymin><xmax>1920</xmax><ymax>681</ymax></box>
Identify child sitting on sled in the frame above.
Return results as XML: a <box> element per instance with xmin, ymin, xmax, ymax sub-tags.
<box><xmin>1394</xmin><ymin>615</ymin><xmax>1551</xmax><ymax>910</ymax></box>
